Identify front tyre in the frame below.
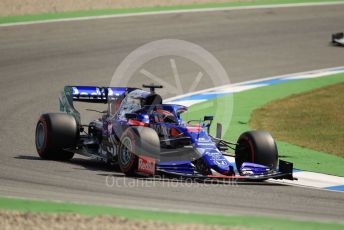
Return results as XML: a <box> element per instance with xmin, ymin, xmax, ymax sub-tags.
<box><xmin>118</xmin><ymin>132</ymin><xmax>137</xmax><ymax>176</ymax></box>
<box><xmin>235</xmin><ymin>130</ymin><xmax>278</xmax><ymax>171</ymax></box>
<box><xmin>35</xmin><ymin>113</ymin><xmax>77</xmax><ymax>161</ymax></box>
<box><xmin>118</xmin><ymin>126</ymin><xmax>160</xmax><ymax>176</ymax></box>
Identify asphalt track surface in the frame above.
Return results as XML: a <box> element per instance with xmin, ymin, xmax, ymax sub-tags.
<box><xmin>0</xmin><ymin>4</ymin><xmax>344</xmax><ymax>222</ymax></box>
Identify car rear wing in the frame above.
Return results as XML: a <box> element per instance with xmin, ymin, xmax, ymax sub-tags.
<box><xmin>59</xmin><ymin>86</ymin><xmax>137</xmax><ymax>124</ymax></box>
<box><xmin>65</xmin><ymin>86</ymin><xmax>137</xmax><ymax>103</ymax></box>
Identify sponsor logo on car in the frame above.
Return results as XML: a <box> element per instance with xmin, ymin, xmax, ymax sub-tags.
<box><xmin>137</xmin><ymin>156</ymin><xmax>156</xmax><ymax>175</ymax></box>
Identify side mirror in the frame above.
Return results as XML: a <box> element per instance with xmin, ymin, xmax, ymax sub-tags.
<box><xmin>216</xmin><ymin>123</ymin><xmax>222</xmax><ymax>139</ymax></box>
<box><xmin>204</xmin><ymin>116</ymin><xmax>214</xmax><ymax>121</ymax></box>
<box><xmin>125</xmin><ymin>113</ymin><xmax>138</xmax><ymax>120</ymax></box>
<box><xmin>204</xmin><ymin>116</ymin><xmax>213</xmax><ymax>134</ymax></box>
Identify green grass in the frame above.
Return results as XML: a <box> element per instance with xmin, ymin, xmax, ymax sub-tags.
<box><xmin>186</xmin><ymin>73</ymin><xmax>344</xmax><ymax>176</ymax></box>
<box><xmin>0</xmin><ymin>196</ymin><xmax>343</xmax><ymax>230</ymax></box>
<box><xmin>251</xmin><ymin>83</ymin><xmax>344</xmax><ymax>157</ymax></box>
<box><xmin>0</xmin><ymin>0</ymin><xmax>343</xmax><ymax>24</ymax></box>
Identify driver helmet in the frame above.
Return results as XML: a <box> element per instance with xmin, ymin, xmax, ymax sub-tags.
<box><xmin>153</xmin><ymin>108</ymin><xmax>178</xmax><ymax>123</ymax></box>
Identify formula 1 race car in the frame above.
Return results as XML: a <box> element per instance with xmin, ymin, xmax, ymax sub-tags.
<box><xmin>35</xmin><ymin>84</ymin><xmax>294</xmax><ymax>181</ymax></box>
<box><xmin>332</xmin><ymin>32</ymin><xmax>344</xmax><ymax>46</ymax></box>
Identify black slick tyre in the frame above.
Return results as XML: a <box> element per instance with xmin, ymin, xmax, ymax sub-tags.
<box><xmin>35</xmin><ymin>113</ymin><xmax>77</xmax><ymax>161</ymax></box>
<box><xmin>118</xmin><ymin>126</ymin><xmax>159</xmax><ymax>176</ymax></box>
<box><xmin>235</xmin><ymin>130</ymin><xmax>278</xmax><ymax>171</ymax></box>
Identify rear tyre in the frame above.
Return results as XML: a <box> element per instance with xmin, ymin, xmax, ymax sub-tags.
<box><xmin>235</xmin><ymin>130</ymin><xmax>278</xmax><ymax>171</ymax></box>
<box><xmin>118</xmin><ymin>126</ymin><xmax>160</xmax><ymax>176</ymax></box>
<box><xmin>35</xmin><ymin>113</ymin><xmax>77</xmax><ymax>161</ymax></box>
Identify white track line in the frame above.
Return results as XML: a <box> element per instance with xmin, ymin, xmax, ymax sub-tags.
<box><xmin>0</xmin><ymin>1</ymin><xmax>343</xmax><ymax>27</ymax></box>
<box><xmin>165</xmin><ymin>66</ymin><xmax>344</xmax><ymax>103</ymax></box>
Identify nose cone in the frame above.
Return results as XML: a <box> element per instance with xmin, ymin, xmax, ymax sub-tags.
<box><xmin>202</xmin><ymin>152</ymin><xmax>231</xmax><ymax>174</ymax></box>
<box><xmin>212</xmin><ymin>158</ymin><xmax>231</xmax><ymax>174</ymax></box>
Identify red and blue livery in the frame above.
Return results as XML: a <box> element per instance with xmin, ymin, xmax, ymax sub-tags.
<box><xmin>35</xmin><ymin>84</ymin><xmax>294</xmax><ymax>181</ymax></box>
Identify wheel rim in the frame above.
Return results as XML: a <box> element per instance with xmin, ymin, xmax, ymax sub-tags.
<box><xmin>36</xmin><ymin>122</ymin><xmax>45</xmax><ymax>150</ymax></box>
<box><xmin>120</xmin><ymin>137</ymin><xmax>133</xmax><ymax>166</ymax></box>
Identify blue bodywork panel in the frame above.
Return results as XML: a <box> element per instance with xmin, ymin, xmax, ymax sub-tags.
<box><xmin>60</xmin><ymin>86</ymin><xmax>293</xmax><ymax>179</ymax></box>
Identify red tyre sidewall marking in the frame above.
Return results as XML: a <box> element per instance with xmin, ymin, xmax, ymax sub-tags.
<box><xmin>242</xmin><ymin>135</ymin><xmax>254</xmax><ymax>163</ymax></box>
<box><xmin>37</xmin><ymin>117</ymin><xmax>48</xmax><ymax>156</ymax></box>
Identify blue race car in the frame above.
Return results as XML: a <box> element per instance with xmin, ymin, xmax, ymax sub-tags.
<box><xmin>35</xmin><ymin>84</ymin><xmax>294</xmax><ymax>181</ymax></box>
